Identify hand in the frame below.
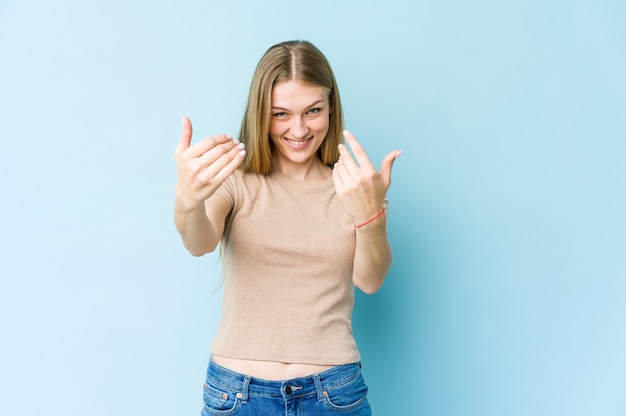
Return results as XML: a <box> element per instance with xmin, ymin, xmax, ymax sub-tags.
<box><xmin>174</xmin><ymin>116</ymin><xmax>246</xmax><ymax>210</ymax></box>
<box><xmin>332</xmin><ymin>130</ymin><xmax>402</xmax><ymax>224</ymax></box>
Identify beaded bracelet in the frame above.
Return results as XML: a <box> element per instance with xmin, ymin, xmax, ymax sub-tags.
<box><xmin>354</xmin><ymin>207</ymin><xmax>386</xmax><ymax>229</ymax></box>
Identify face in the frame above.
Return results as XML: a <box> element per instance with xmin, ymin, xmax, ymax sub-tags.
<box><xmin>269</xmin><ymin>80</ymin><xmax>331</xmax><ymax>172</ymax></box>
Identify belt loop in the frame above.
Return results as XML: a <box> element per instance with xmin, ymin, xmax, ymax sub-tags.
<box><xmin>240</xmin><ymin>375</ymin><xmax>251</xmax><ymax>403</ymax></box>
<box><xmin>312</xmin><ymin>374</ymin><xmax>324</xmax><ymax>402</ymax></box>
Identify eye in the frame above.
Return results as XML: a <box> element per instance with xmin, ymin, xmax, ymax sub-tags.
<box><xmin>272</xmin><ymin>112</ymin><xmax>288</xmax><ymax>117</ymax></box>
<box><xmin>307</xmin><ymin>108</ymin><xmax>321</xmax><ymax>115</ymax></box>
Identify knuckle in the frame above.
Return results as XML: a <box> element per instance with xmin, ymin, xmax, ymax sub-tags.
<box><xmin>219</xmin><ymin>141</ymin><xmax>235</xmax><ymax>153</ymax></box>
<box><xmin>345</xmin><ymin>182</ymin><xmax>360</xmax><ymax>193</ymax></box>
<box><xmin>359</xmin><ymin>168</ymin><xmax>376</xmax><ymax>181</ymax></box>
<box><xmin>180</xmin><ymin>150</ymin><xmax>192</xmax><ymax>163</ymax></box>
<box><xmin>196</xmin><ymin>170</ymin><xmax>212</xmax><ymax>184</ymax></box>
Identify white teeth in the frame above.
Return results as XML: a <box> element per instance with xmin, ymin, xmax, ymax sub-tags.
<box><xmin>287</xmin><ymin>139</ymin><xmax>309</xmax><ymax>145</ymax></box>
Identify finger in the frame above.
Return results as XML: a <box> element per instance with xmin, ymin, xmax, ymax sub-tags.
<box><xmin>214</xmin><ymin>147</ymin><xmax>247</xmax><ymax>182</ymax></box>
<box><xmin>333</xmin><ymin>151</ymin><xmax>350</xmax><ymax>176</ymax></box>
<box><xmin>175</xmin><ymin>116</ymin><xmax>193</xmax><ymax>156</ymax></box>
<box><xmin>337</xmin><ymin>142</ymin><xmax>360</xmax><ymax>175</ymax></box>
<box><xmin>342</xmin><ymin>130</ymin><xmax>374</xmax><ymax>169</ymax></box>
<box><xmin>196</xmin><ymin>140</ymin><xmax>244</xmax><ymax>170</ymax></box>
<box><xmin>198</xmin><ymin>144</ymin><xmax>246</xmax><ymax>184</ymax></box>
<box><xmin>188</xmin><ymin>134</ymin><xmax>236</xmax><ymax>158</ymax></box>
<box><xmin>332</xmin><ymin>161</ymin><xmax>346</xmax><ymax>189</ymax></box>
<box><xmin>379</xmin><ymin>150</ymin><xmax>403</xmax><ymax>188</ymax></box>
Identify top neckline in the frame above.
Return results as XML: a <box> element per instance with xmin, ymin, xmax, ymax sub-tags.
<box><xmin>268</xmin><ymin>167</ymin><xmax>335</xmax><ymax>191</ymax></box>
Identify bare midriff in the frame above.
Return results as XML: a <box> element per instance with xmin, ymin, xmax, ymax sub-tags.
<box><xmin>212</xmin><ymin>354</ymin><xmax>334</xmax><ymax>381</ymax></box>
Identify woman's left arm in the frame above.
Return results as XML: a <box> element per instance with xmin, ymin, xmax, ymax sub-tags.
<box><xmin>332</xmin><ymin>130</ymin><xmax>402</xmax><ymax>294</ymax></box>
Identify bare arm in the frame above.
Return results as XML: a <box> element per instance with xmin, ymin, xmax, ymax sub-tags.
<box><xmin>352</xmin><ymin>209</ymin><xmax>392</xmax><ymax>294</ymax></box>
<box><xmin>174</xmin><ymin>195</ymin><xmax>231</xmax><ymax>256</ymax></box>
<box><xmin>332</xmin><ymin>130</ymin><xmax>401</xmax><ymax>294</ymax></box>
<box><xmin>173</xmin><ymin>116</ymin><xmax>245</xmax><ymax>255</ymax></box>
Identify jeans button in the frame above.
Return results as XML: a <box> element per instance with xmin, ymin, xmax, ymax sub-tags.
<box><xmin>285</xmin><ymin>385</ymin><xmax>292</xmax><ymax>395</ymax></box>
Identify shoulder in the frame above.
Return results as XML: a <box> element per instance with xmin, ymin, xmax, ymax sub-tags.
<box><xmin>233</xmin><ymin>168</ymin><xmax>267</xmax><ymax>187</ymax></box>
<box><xmin>221</xmin><ymin>169</ymin><xmax>272</xmax><ymax>199</ymax></box>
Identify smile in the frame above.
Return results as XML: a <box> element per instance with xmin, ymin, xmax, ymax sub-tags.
<box><xmin>286</xmin><ymin>138</ymin><xmax>312</xmax><ymax>146</ymax></box>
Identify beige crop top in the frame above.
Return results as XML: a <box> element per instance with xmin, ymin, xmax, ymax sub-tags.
<box><xmin>210</xmin><ymin>168</ymin><xmax>360</xmax><ymax>365</ymax></box>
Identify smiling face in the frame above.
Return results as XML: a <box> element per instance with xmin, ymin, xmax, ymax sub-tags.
<box><xmin>269</xmin><ymin>80</ymin><xmax>332</xmax><ymax>178</ymax></box>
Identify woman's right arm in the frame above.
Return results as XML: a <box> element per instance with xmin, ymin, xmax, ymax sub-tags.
<box><xmin>173</xmin><ymin>116</ymin><xmax>246</xmax><ymax>256</ymax></box>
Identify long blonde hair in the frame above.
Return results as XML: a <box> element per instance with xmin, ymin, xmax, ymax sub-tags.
<box><xmin>238</xmin><ymin>40</ymin><xmax>344</xmax><ymax>174</ymax></box>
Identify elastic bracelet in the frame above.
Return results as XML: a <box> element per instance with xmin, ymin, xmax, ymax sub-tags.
<box><xmin>354</xmin><ymin>208</ymin><xmax>386</xmax><ymax>229</ymax></box>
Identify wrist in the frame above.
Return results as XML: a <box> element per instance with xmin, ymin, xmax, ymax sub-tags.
<box><xmin>354</xmin><ymin>207</ymin><xmax>386</xmax><ymax>229</ymax></box>
<box><xmin>174</xmin><ymin>196</ymin><xmax>205</xmax><ymax>213</ymax></box>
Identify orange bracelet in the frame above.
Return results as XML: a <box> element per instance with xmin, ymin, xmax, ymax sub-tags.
<box><xmin>354</xmin><ymin>208</ymin><xmax>386</xmax><ymax>229</ymax></box>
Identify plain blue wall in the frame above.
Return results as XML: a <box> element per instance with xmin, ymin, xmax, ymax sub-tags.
<box><xmin>1</xmin><ymin>1</ymin><xmax>624</xmax><ymax>415</ymax></box>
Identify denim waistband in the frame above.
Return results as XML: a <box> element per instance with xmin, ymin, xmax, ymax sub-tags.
<box><xmin>206</xmin><ymin>358</ymin><xmax>362</xmax><ymax>402</ymax></box>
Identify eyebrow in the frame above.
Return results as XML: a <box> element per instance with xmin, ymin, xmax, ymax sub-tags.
<box><xmin>271</xmin><ymin>100</ymin><xmax>324</xmax><ymax>111</ymax></box>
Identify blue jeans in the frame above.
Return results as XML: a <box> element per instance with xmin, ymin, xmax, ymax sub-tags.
<box><xmin>201</xmin><ymin>358</ymin><xmax>372</xmax><ymax>415</ymax></box>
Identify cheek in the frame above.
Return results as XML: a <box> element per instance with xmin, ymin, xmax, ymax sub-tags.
<box><xmin>312</xmin><ymin>116</ymin><xmax>330</xmax><ymax>134</ymax></box>
<box><xmin>269</xmin><ymin>120</ymin><xmax>282</xmax><ymax>138</ymax></box>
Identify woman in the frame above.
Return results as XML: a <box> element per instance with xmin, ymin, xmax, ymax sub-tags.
<box><xmin>174</xmin><ymin>40</ymin><xmax>401</xmax><ymax>415</ymax></box>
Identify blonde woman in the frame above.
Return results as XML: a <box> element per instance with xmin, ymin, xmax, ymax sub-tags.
<box><xmin>174</xmin><ymin>40</ymin><xmax>401</xmax><ymax>416</ymax></box>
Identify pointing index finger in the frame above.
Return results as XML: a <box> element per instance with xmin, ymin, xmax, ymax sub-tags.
<box><xmin>342</xmin><ymin>130</ymin><xmax>373</xmax><ymax>168</ymax></box>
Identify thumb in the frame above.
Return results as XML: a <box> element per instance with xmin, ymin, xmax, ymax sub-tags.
<box><xmin>379</xmin><ymin>150</ymin><xmax>402</xmax><ymax>188</ymax></box>
<box><xmin>175</xmin><ymin>116</ymin><xmax>193</xmax><ymax>155</ymax></box>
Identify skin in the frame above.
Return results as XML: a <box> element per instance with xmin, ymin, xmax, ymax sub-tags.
<box><xmin>269</xmin><ymin>80</ymin><xmax>332</xmax><ymax>180</ymax></box>
<box><xmin>174</xmin><ymin>79</ymin><xmax>401</xmax><ymax>379</ymax></box>
<box><xmin>173</xmin><ymin>119</ymin><xmax>246</xmax><ymax>256</ymax></box>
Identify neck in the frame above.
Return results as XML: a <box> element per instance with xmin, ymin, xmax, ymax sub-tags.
<box><xmin>272</xmin><ymin>157</ymin><xmax>330</xmax><ymax>181</ymax></box>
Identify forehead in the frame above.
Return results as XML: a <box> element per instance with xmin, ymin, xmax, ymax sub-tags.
<box><xmin>271</xmin><ymin>80</ymin><xmax>329</xmax><ymax>109</ymax></box>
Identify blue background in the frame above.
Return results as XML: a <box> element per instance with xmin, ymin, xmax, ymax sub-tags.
<box><xmin>1</xmin><ymin>1</ymin><xmax>624</xmax><ymax>415</ymax></box>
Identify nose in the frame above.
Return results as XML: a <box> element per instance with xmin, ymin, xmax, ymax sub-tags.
<box><xmin>290</xmin><ymin>116</ymin><xmax>309</xmax><ymax>139</ymax></box>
